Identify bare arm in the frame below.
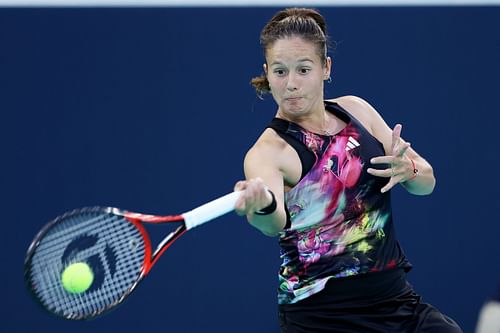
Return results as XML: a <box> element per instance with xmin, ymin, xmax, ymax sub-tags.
<box><xmin>234</xmin><ymin>135</ymin><xmax>288</xmax><ymax>236</ymax></box>
<box><xmin>334</xmin><ymin>95</ymin><xmax>436</xmax><ymax>195</ymax></box>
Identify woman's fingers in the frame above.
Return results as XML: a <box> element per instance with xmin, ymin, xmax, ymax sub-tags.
<box><xmin>368</xmin><ymin>123</ymin><xmax>413</xmax><ymax>193</ymax></box>
<box><xmin>367</xmin><ymin>167</ymin><xmax>392</xmax><ymax>178</ymax></box>
<box><xmin>391</xmin><ymin>124</ymin><xmax>402</xmax><ymax>152</ymax></box>
<box><xmin>233</xmin><ymin>178</ymin><xmax>271</xmax><ymax>216</ymax></box>
<box><xmin>381</xmin><ymin>178</ymin><xmax>397</xmax><ymax>193</ymax></box>
<box><xmin>396</xmin><ymin>142</ymin><xmax>411</xmax><ymax>157</ymax></box>
<box><xmin>370</xmin><ymin>156</ymin><xmax>393</xmax><ymax>165</ymax></box>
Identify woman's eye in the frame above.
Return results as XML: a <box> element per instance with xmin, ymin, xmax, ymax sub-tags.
<box><xmin>274</xmin><ymin>69</ymin><xmax>286</xmax><ymax>76</ymax></box>
<box><xmin>299</xmin><ymin>68</ymin><xmax>311</xmax><ymax>74</ymax></box>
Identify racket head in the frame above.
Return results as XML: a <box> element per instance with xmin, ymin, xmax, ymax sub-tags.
<box><xmin>24</xmin><ymin>207</ymin><xmax>151</xmax><ymax>320</ymax></box>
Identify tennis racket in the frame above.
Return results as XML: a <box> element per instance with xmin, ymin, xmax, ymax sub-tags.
<box><xmin>24</xmin><ymin>191</ymin><xmax>241</xmax><ymax>320</ymax></box>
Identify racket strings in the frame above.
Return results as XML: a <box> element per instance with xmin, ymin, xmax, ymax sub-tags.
<box><xmin>26</xmin><ymin>209</ymin><xmax>146</xmax><ymax>319</ymax></box>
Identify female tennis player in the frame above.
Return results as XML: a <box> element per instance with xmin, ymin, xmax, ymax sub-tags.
<box><xmin>234</xmin><ymin>7</ymin><xmax>462</xmax><ymax>333</ymax></box>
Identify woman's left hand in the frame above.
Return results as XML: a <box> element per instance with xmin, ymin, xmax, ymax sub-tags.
<box><xmin>367</xmin><ymin>124</ymin><xmax>415</xmax><ymax>193</ymax></box>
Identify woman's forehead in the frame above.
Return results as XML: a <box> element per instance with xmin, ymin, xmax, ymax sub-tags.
<box><xmin>267</xmin><ymin>37</ymin><xmax>320</xmax><ymax>64</ymax></box>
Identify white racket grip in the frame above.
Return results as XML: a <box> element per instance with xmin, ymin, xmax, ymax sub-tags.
<box><xmin>182</xmin><ymin>191</ymin><xmax>242</xmax><ymax>230</ymax></box>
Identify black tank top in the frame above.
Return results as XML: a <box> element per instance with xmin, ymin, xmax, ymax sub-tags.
<box><xmin>267</xmin><ymin>101</ymin><xmax>412</xmax><ymax>305</ymax></box>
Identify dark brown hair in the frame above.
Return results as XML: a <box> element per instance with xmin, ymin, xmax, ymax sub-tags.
<box><xmin>251</xmin><ymin>8</ymin><xmax>331</xmax><ymax>95</ymax></box>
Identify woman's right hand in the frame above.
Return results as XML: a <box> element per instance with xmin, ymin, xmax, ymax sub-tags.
<box><xmin>234</xmin><ymin>177</ymin><xmax>274</xmax><ymax>217</ymax></box>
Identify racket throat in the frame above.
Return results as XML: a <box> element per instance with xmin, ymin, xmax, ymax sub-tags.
<box><xmin>147</xmin><ymin>225</ymin><xmax>187</xmax><ymax>272</ymax></box>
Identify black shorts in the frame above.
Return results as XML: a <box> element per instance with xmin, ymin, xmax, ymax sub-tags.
<box><xmin>278</xmin><ymin>269</ymin><xmax>462</xmax><ymax>333</ymax></box>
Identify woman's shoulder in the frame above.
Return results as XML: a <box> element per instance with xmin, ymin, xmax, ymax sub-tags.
<box><xmin>326</xmin><ymin>95</ymin><xmax>377</xmax><ymax>133</ymax></box>
<box><xmin>326</xmin><ymin>95</ymin><xmax>395</xmax><ymax>156</ymax></box>
<box><xmin>244</xmin><ymin>128</ymin><xmax>302</xmax><ymax>186</ymax></box>
<box><xmin>326</xmin><ymin>95</ymin><xmax>376</xmax><ymax>118</ymax></box>
<box><xmin>249</xmin><ymin>127</ymin><xmax>290</xmax><ymax>154</ymax></box>
<box><xmin>326</xmin><ymin>95</ymin><xmax>370</xmax><ymax>108</ymax></box>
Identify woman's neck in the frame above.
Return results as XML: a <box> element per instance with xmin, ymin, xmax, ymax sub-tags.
<box><xmin>277</xmin><ymin>104</ymin><xmax>334</xmax><ymax>135</ymax></box>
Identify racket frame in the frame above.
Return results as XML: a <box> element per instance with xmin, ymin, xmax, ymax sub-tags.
<box><xmin>24</xmin><ymin>191</ymin><xmax>241</xmax><ymax>320</ymax></box>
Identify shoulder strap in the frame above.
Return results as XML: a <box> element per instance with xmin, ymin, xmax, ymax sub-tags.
<box><xmin>324</xmin><ymin>100</ymin><xmax>352</xmax><ymax>123</ymax></box>
<box><xmin>266</xmin><ymin>118</ymin><xmax>316</xmax><ymax>180</ymax></box>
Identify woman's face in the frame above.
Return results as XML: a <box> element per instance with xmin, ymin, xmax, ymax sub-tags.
<box><xmin>264</xmin><ymin>36</ymin><xmax>331</xmax><ymax>119</ymax></box>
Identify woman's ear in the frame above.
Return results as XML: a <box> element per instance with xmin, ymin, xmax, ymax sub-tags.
<box><xmin>324</xmin><ymin>56</ymin><xmax>332</xmax><ymax>80</ymax></box>
<box><xmin>263</xmin><ymin>63</ymin><xmax>268</xmax><ymax>75</ymax></box>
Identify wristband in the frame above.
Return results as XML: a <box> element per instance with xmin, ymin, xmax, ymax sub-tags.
<box><xmin>254</xmin><ymin>190</ymin><xmax>277</xmax><ymax>216</ymax></box>
<box><xmin>409</xmin><ymin>159</ymin><xmax>418</xmax><ymax>180</ymax></box>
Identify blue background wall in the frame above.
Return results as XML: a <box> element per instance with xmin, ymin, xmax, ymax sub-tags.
<box><xmin>1</xmin><ymin>6</ymin><xmax>499</xmax><ymax>332</ymax></box>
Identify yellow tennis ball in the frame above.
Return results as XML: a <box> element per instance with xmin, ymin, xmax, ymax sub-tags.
<box><xmin>61</xmin><ymin>262</ymin><xmax>94</xmax><ymax>294</ymax></box>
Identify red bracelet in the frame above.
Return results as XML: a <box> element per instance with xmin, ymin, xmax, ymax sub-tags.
<box><xmin>409</xmin><ymin>159</ymin><xmax>418</xmax><ymax>180</ymax></box>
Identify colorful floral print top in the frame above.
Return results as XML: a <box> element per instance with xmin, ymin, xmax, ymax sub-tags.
<box><xmin>270</xmin><ymin>101</ymin><xmax>411</xmax><ymax>305</ymax></box>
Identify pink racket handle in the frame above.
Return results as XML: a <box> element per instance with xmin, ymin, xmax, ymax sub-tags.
<box><xmin>182</xmin><ymin>191</ymin><xmax>242</xmax><ymax>230</ymax></box>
